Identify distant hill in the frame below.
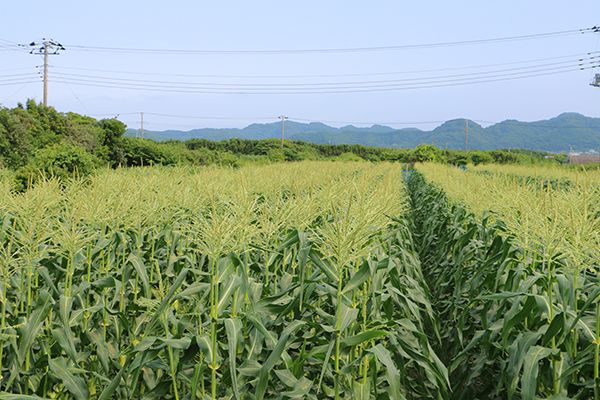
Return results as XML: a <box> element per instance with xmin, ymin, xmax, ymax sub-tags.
<box><xmin>126</xmin><ymin>113</ymin><xmax>600</xmax><ymax>152</ymax></box>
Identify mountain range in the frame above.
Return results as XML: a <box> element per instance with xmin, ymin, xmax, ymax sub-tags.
<box><xmin>125</xmin><ymin>112</ymin><xmax>600</xmax><ymax>152</ymax></box>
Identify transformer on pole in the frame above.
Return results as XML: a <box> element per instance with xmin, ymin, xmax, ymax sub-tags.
<box><xmin>26</xmin><ymin>39</ymin><xmax>65</xmax><ymax>107</ymax></box>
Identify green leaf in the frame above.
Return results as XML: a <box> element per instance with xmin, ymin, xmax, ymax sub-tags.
<box><xmin>316</xmin><ymin>334</ymin><xmax>335</xmax><ymax>395</ymax></box>
<box><xmin>342</xmin><ymin>260</ymin><xmax>371</xmax><ymax>294</ymax></box>
<box><xmin>501</xmin><ymin>295</ymin><xmax>536</xmax><ymax>343</ymax></box>
<box><xmin>138</xmin><ymin>268</ymin><xmax>188</xmax><ymax>336</ymax></box>
<box><xmin>49</xmin><ymin>357</ymin><xmax>89</xmax><ymax>400</ymax></box>
<box><xmin>521</xmin><ymin>346</ymin><xmax>552</xmax><ymax>400</ymax></box>
<box><xmin>17</xmin><ymin>290</ymin><xmax>52</xmax><ymax>368</ymax></box>
<box><xmin>98</xmin><ymin>366</ymin><xmax>126</xmax><ymax>400</ymax></box>
<box><xmin>217</xmin><ymin>275</ymin><xmax>240</xmax><ymax>315</ymax></box>
<box><xmin>274</xmin><ymin>369</ymin><xmax>298</xmax><ymax>388</ymax></box>
<box><xmin>255</xmin><ymin>320</ymin><xmax>305</xmax><ymax>400</ymax></box>
<box><xmin>309</xmin><ymin>251</ymin><xmax>338</xmax><ymax>284</ymax></box>
<box><xmin>246</xmin><ymin>312</ymin><xmax>277</xmax><ymax>348</ymax></box>
<box><xmin>175</xmin><ymin>282</ymin><xmax>209</xmax><ymax>299</ymax></box>
<box><xmin>339</xmin><ymin>304</ymin><xmax>358</xmax><ymax>333</ymax></box>
<box><xmin>541</xmin><ymin>312</ymin><xmax>565</xmax><ymax>346</ymax></box>
<box><xmin>225</xmin><ymin>318</ymin><xmax>242</xmax><ymax>400</ymax></box>
<box><xmin>0</xmin><ymin>394</ymin><xmax>48</xmax><ymax>400</ymax></box>
<box><xmin>352</xmin><ymin>380</ymin><xmax>371</xmax><ymax>400</ymax></box>
<box><xmin>369</xmin><ymin>344</ymin><xmax>404</xmax><ymax>400</ymax></box>
<box><xmin>506</xmin><ymin>331</ymin><xmax>543</xmax><ymax>398</ymax></box>
<box><xmin>51</xmin><ymin>327</ymin><xmax>78</xmax><ymax>364</ymax></box>
<box><xmin>128</xmin><ymin>254</ymin><xmax>150</xmax><ymax>298</ymax></box>
<box><xmin>342</xmin><ymin>330</ymin><xmax>388</xmax><ymax>347</ymax></box>
<box><xmin>281</xmin><ymin>376</ymin><xmax>313</xmax><ymax>398</ymax></box>
<box><xmin>155</xmin><ymin>337</ymin><xmax>191</xmax><ymax>350</ymax></box>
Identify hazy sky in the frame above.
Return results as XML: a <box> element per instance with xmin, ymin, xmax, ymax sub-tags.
<box><xmin>1</xmin><ymin>1</ymin><xmax>599</xmax><ymax>130</ymax></box>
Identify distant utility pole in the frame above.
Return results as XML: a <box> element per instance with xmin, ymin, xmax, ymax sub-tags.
<box><xmin>139</xmin><ymin>112</ymin><xmax>144</xmax><ymax>139</ymax></box>
<box><xmin>464</xmin><ymin>118</ymin><xmax>469</xmax><ymax>151</ymax></box>
<box><xmin>27</xmin><ymin>39</ymin><xmax>65</xmax><ymax>107</ymax></box>
<box><xmin>589</xmin><ymin>73</ymin><xmax>600</xmax><ymax>163</ymax></box>
<box><xmin>279</xmin><ymin>115</ymin><xmax>288</xmax><ymax>148</ymax></box>
<box><xmin>569</xmin><ymin>145</ymin><xmax>573</xmax><ymax>164</ymax></box>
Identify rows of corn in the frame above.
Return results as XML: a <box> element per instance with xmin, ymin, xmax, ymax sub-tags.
<box><xmin>412</xmin><ymin>163</ymin><xmax>600</xmax><ymax>399</ymax></box>
<box><xmin>0</xmin><ymin>162</ymin><xmax>448</xmax><ymax>399</ymax></box>
<box><xmin>1</xmin><ymin>160</ymin><xmax>598</xmax><ymax>399</ymax></box>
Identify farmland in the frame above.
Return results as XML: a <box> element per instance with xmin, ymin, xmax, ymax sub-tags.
<box><xmin>0</xmin><ymin>161</ymin><xmax>598</xmax><ymax>399</ymax></box>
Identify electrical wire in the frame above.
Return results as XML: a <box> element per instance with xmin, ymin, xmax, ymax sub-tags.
<box><xmin>142</xmin><ymin>112</ymin><xmax>280</xmax><ymax>120</ymax></box>
<box><xmin>0</xmin><ymin>80</ymin><xmax>40</xmax><ymax>87</ymax></box>
<box><xmin>0</xmin><ymin>38</ymin><xmax>30</xmax><ymax>53</ymax></box>
<box><xmin>47</xmin><ymin>63</ymin><xmax>599</xmax><ymax>94</ymax></box>
<box><xmin>48</xmin><ymin>51</ymin><xmax>600</xmax><ymax>79</ymax></box>
<box><xmin>46</xmin><ymin>57</ymin><xmax>598</xmax><ymax>89</ymax></box>
<box><xmin>288</xmin><ymin>117</ymin><xmax>448</xmax><ymax>125</ymax></box>
<box><xmin>47</xmin><ymin>66</ymin><xmax>594</xmax><ymax>94</ymax></box>
<box><xmin>0</xmin><ymin>38</ymin><xmax>19</xmax><ymax>45</ymax></box>
<box><xmin>62</xmin><ymin>27</ymin><xmax>595</xmax><ymax>55</ymax></box>
<box><xmin>0</xmin><ymin>73</ymin><xmax>40</xmax><ymax>79</ymax></box>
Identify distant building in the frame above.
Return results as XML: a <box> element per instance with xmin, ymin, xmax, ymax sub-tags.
<box><xmin>568</xmin><ymin>153</ymin><xmax>600</xmax><ymax>164</ymax></box>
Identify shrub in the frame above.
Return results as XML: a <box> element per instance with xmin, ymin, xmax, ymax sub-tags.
<box><xmin>15</xmin><ymin>143</ymin><xmax>100</xmax><ymax>189</ymax></box>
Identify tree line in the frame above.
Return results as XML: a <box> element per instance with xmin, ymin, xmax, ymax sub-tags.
<box><xmin>0</xmin><ymin>101</ymin><xmax>564</xmax><ymax>188</ymax></box>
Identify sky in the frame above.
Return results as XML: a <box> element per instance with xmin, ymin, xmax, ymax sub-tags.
<box><xmin>1</xmin><ymin>1</ymin><xmax>599</xmax><ymax>131</ymax></box>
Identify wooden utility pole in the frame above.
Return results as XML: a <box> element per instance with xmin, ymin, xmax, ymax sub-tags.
<box><xmin>464</xmin><ymin>118</ymin><xmax>469</xmax><ymax>151</ymax></box>
<box><xmin>569</xmin><ymin>146</ymin><xmax>573</xmax><ymax>164</ymax></box>
<box><xmin>27</xmin><ymin>39</ymin><xmax>65</xmax><ymax>107</ymax></box>
<box><xmin>139</xmin><ymin>112</ymin><xmax>145</xmax><ymax>139</ymax></box>
<box><xmin>43</xmin><ymin>43</ymin><xmax>48</xmax><ymax>107</ymax></box>
<box><xmin>279</xmin><ymin>115</ymin><xmax>288</xmax><ymax>148</ymax></box>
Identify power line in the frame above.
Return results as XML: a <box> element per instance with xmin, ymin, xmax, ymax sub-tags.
<box><xmin>48</xmin><ymin>51</ymin><xmax>599</xmax><ymax>79</ymax></box>
<box><xmin>140</xmin><ymin>112</ymin><xmax>277</xmax><ymax>120</ymax></box>
<box><xmin>0</xmin><ymin>80</ymin><xmax>40</xmax><ymax>87</ymax></box>
<box><xmin>288</xmin><ymin>117</ymin><xmax>447</xmax><ymax>125</ymax></box>
<box><xmin>0</xmin><ymin>73</ymin><xmax>40</xmax><ymax>79</ymax></box>
<box><xmin>45</xmin><ymin>57</ymin><xmax>598</xmax><ymax>90</ymax></box>
<box><xmin>48</xmin><ymin>67</ymin><xmax>593</xmax><ymax>94</ymax></box>
<box><xmin>47</xmin><ymin>64</ymin><xmax>599</xmax><ymax>94</ymax></box>
<box><xmin>62</xmin><ymin>27</ymin><xmax>596</xmax><ymax>55</ymax></box>
<box><xmin>0</xmin><ymin>38</ymin><xmax>19</xmax><ymax>45</ymax></box>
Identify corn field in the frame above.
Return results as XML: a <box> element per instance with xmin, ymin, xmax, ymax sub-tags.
<box><xmin>0</xmin><ymin>161</ymin><xmax>598</xmax><ymax>399</ymax></box>
<box><xmin>0</xmin><ymin>162</ymin><xmax>447</xmax><ymax>399</ymax></box>
<box><xmin>413</xmin><ymin>163</ymin><xmax>600</xmax><ymax>399</ymax></box>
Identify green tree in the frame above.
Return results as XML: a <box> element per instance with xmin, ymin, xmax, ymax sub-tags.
<box><xmin>469</xmin><ymin>151</ymin><xmax>493</xmax><ymax>165</ymax></box>
<box><xmin>413</xmin><ymin>144</ymin><xmax>443</xmax><ymax>162</ymax></box>
<box><xmin>98</xmin><ymin>118</ymin><xmax>127</xmax><ymax>166</ymax></box>
<box><xmin>15</xmin><ymin>143</ymin><xmax>100</xmax><ymax>189</ymax></box>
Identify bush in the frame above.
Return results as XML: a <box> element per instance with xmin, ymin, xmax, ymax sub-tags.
<box><xmin>120</xmin><ymin>138</ymin><xmax>180</xmax><ymax>166</ymax></box>
<box><xmin>413</xmin><ymin>144</ymin><xmax>442</xmax><ymax>162</ymax></box>
<box><xmin>15</xmin><ymin>143</ymin><xmax>100</xmax><ymax>189</ymax></box>
<box><xmin>336</xmin><ymin>152</ymin><xmax>364</xmax><ymax>161</ymax></box>
<box><xmin>267</xmin><ymin>148</ymin><xmax>285</xmax><ymax>162</ymax></box>
<box><xmin>468</xmin><ymin>151</ymin><xmax>493</xmax><ymax>165</ymax></box>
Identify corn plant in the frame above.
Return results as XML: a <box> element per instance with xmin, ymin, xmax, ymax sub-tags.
<box><xmin>0</xmin><ymin>162</ymin><xmax>449</xmax><ymax>399</ymax></box>
<box><xmin>411</xmin><ymin>165</ymin><xmax>600</xmax><ymax>399</ymax></box>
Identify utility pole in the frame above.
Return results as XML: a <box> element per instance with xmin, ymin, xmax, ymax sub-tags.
<box><xmin>43</xmin><ymin>44</ymin><xmax>48</xmax><ymax>106</ymax></box>
<box><xmin>590</xmin><ymin>73</ymin><xmax>600</xmax><ymax>164</ymax></box>
<box><xmin>279</xmin><ymin>115</ymin><xmax>288</xmax><ymax>148</ymax></box>
<box><xmin>27</xmin><ymin>39</ymin><xmax>65</xmax><ymax>107</ymax></box>
<box><xmin>139</xmin><ymin>112</ymin><xmax>144</xmax><ymax>139</ymax></box>
<box><xmin>569</xmin><ymin>145</ymin><xmax>573</xmax><ymax>164</ymax></box>
<box><xmin>464</xmin><ymin>118</ymin><xmax>469</xmax><ymax>152</ymax></box>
